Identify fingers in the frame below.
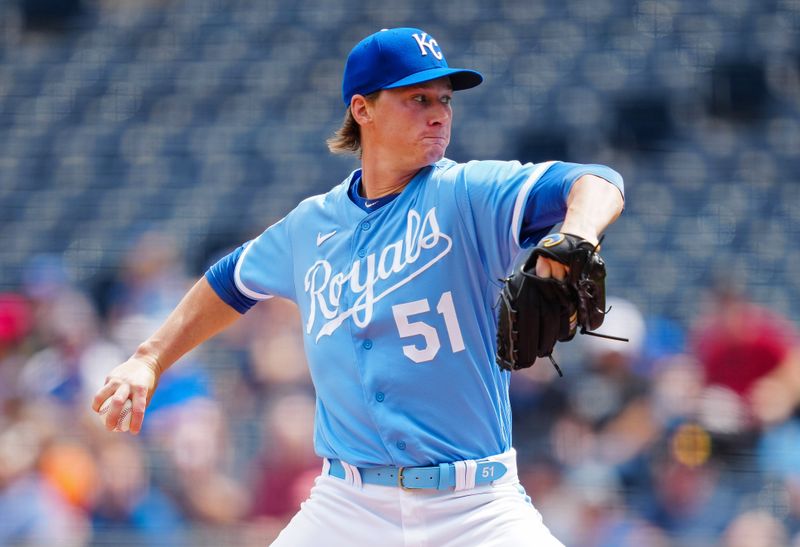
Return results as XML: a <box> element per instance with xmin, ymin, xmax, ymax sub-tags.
<box><xmin>129</xmin><ymin>384</ymin><xmax>149</xmax><ymax>435</ymax></box>
<box><xmin>536</xmin><ymin>257</ymin><xmax>568</xmax><ymax>281</ymax></box>
<box><xmin>535</xmin><ymin>257</ymin><xmax>551</xmax><ymax>278</ymax></box>
<box><xmin>104</xmin><ymin>382</ymin><xmax>131</xmax><ymax>431</ymax></box>
<box><xmin>93</xmin><ymin>359</ymin><xmax>158</xmax><ymax>434</ymax></box>
<box><xmin>95</xmin><ymin>381</ymin><xmax>149</xmax><ymax>434</ymax></box>
<box><xmin>92</xmin><ymin>380</ymin><xmax>119</xmax><ymax>413</ymax></box>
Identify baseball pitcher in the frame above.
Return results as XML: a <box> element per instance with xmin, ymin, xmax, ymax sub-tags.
<box><xmin>93</xmin><ymin>27</ymin><xmax>625</xmax><ymax>546</ymax></box>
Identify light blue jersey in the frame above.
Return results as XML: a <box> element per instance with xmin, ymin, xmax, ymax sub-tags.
<box><xmin>208</xmin><ymin>158</ymin><xmax>623</xmax><ymax>467</ymax></box>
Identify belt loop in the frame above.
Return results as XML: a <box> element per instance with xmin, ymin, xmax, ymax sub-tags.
<box><xmin>342</xmin><ymin>461</ymin><xmax>353</xmax><ymax>484</ymax></box>
<box><xmin>453</xmin><ymin>459</ymin><xmax>478</xmax><ymax>491</ymax></box>
<box><xmin>453</xmin><ymin>460</ymin><xmax>467</xmax><ymax>491</ymax></box>
<box><xmin>322</xmin><ymin>458</ymin><xmax>332</xmax><ymax>477</ymax></box>
<box><xmin>437</xmin><ymin>462</ymin><xmax>452</xmax><ymax>490</ymax></box>
<box><xmin>463</xmin><ymin>460</ymin><xmax>477</xmax><ymax>490</ymax></box>
<box><xmin>342</xmin><ymin>461</ymin><xmax>363</xmax><ymax>489</ymax></box>
<box><xmin>350</xmin><ymin>463</ymin><xmax>363</xmax><ymax>489</ymax></box>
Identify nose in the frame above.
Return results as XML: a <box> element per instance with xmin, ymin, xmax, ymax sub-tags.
<box><xmin>429</xmin><ymin>101</ymin><xmax>451</xmax><ymax>126</ymax></box>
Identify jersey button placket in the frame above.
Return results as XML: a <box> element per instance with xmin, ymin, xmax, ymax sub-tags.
<box><xmin>375</xmin><ymin>392</ymin><xmax>385</xmax><ymax>403</ymax></box>
<box><xmin>396</xmin><ymin>440</ymin><xmax>406</xmax><ymax>450</ymax></box>
<box><xmin>362</xmin><ymin>339</ymin><xmax>373</xmax><ymax>350</ymax></box>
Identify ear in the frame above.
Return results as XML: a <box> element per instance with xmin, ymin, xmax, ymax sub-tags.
<box><xmin>350</xmin><ymin>94</ymin><xmax>373</xmax><ymax>125</ymax></box>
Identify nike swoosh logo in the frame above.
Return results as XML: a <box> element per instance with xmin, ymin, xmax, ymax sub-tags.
<box><xmin>365</xmin><ymin>201</ymin><xmax>378</xmax><ymax>208</ymax></box>
<box><xmin>316</xmin><ymin>230</ymin><xmax>337</xmax><ymax>246</ymax></box>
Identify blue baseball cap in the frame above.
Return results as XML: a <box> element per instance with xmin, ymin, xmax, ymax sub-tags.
<box><xmin>342</xmin><ymin>27</ymin><xmax>483</xmax><ymax>106</ymax></box>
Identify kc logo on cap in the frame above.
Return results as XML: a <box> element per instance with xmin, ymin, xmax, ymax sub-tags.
<box><xmin>341</xmin><ymin>27</ymin><xmax>483</xmax><ymax>106</ymax></box>
<box><xmin>412</xmin><ymin>32</ymin><xmax>443</xmax><ymax>60</ymax></box>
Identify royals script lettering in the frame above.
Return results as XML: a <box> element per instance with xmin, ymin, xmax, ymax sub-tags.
<box><xmin>304</xmin><ymin>208</ymin><xmax>452</xmax><ymax>341</ymax></box>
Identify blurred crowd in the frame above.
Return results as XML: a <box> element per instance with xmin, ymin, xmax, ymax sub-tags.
<box><xmin>1</xmin><ymin>230</ymin><xmax>800</xmax><ymax>547</ymax></box>
<box><xmin>511</xmin><ymin>291</ymin><xmax>800</xmax><ymax>547</ymax></box>
<box><xmin>0</xmin><ymin>231</ymin><xmax>319</xmax><ymax>546</ymax></box>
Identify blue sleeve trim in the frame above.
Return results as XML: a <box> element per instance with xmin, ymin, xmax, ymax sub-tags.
<box><xmin>520</xmin><ymin>162</ymin><xmax>624</xmax><ymax>245</ymax></box>
<box><xmin>558</xmin><ymin>163</ymin><xmax>624</xmax><ymax>200</ymax></box>
<box><xmin>205</xmin><ymin>243</ymin><xmax>258</xmax><ymax>314</ymax></box>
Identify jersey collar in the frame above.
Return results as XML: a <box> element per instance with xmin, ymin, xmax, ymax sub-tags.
<box><xmin>348</xmin><ymin>173</ymin><xmax>401</xmax><ymax>212</ymax></box>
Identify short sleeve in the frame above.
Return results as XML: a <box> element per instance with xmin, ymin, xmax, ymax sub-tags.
<box><xmin>453</xmin><ymin>159</ymin><xmax>559</xmax><ymax>280</ymax></box>
<box><xmin>453</xmin><ymin>159</ymin><xmax>623</xmax><ymax>280</ymax></box>
<box><xmin>520</xmin><ymin>162</ymin><xmax>624</xmax><ymax>245</ymax></box>
<box><xmin>205</xmin><ymin>243</ymin><xmax>259</xmax><ymax>313</ymax></box>
<box><xmin>234</xmin><ymin>216</ymin><xmax>296</xmax><ymax>301</ymax></box>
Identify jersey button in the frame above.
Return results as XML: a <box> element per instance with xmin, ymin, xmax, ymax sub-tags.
<box><xmin>363</xmin><ymin>339</ymin><xmax>373</xmax><ymax>350</ymax></box>
<box><xmin>360</xmin><ymin>221</ymin><xmax>371</xmax><ymax>231</ymax></box>
<box><xmin>375</xmin><ymin>392</ymin><xmax>385</xmax><ymax>403</ymax></box>
<box><xmin>396</xmin><ymin>440</ymin><xmax>406</xmax><ymax>450</ymax></box>
<box><xmin>357</xmin><ymin>248</ymin><xmax>366</xmax><ymax>258</ymax></box>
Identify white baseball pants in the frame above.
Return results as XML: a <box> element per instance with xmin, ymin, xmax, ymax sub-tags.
<box><xmin>270</xmin><ymin>449</ymin><xmax>564</xmax><ymax>547</ymax></box>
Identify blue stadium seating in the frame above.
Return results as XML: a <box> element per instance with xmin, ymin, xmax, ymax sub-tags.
<box><xmin>0</xmin><ymin>0</ymin><xmax>798</xmax><ymax>325</ymax></box>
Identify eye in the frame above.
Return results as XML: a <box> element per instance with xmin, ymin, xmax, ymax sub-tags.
<box><xmin>412</xmin><ymin>95</ymin><xmax>428</xmax><ymax>103</ymax></box>
<box><xmin>440</xmin><ymin>95</ymin><xmax>452</xmax><ymax>105</ymax></box>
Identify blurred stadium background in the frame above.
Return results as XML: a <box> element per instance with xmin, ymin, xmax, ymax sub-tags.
<box><xmin>0</xmin><ymin>0</ymin><xmax>799</xmax><ymax>545</ymax></box>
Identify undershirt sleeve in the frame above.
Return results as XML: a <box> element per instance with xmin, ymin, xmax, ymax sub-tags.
<box><xmin>520</xmin><ymin>162</ymin><xmax>624</xmax><ymax>246</ymax></box>
<box><xmin>204</xmin><ymin>243</ymin><xmax>259</xmax><ymax>314</ymax></box>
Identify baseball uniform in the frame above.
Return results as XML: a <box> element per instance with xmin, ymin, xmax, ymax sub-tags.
<box><xmin>206</xmin><ymin>158</ymin><xmax>623</xmax><ymax>545</ymax></box>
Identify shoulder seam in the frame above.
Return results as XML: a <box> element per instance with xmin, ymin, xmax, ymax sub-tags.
<box><xmin>233</xmin><ymin>240</ymin><xmax>274</xmax><ymax>301</ymax></box>
<box><xmin>509</xmin><ymin>161</ymin><xmax>559</xmax><ymax>250</ymax></box>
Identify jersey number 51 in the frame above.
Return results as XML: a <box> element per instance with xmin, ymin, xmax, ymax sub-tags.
<box><xmin>391</xmin><ymin>291</ymin><xmax>465</xmax><ymax>364</ymax></box>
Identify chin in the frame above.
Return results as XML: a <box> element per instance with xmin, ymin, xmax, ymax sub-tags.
<box><xmin>423</xmin><ymin>147</ymin><xmax>447</xmax><ymax>164</ymax></box>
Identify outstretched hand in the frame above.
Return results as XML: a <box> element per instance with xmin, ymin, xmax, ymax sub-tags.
<box><xmin>92</xmin><ymin>356</ymin><xmax>160</xmax><ymax>435</ymax></box>
<box><xmin>90</xmin><ymin>278</ymin><xmax>242</xmax><ymax>435</ymax></box>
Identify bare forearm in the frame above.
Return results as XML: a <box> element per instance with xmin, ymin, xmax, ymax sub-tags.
<box><xmin>93</xmin><ymin>277</ymin><xmax>241</xmax><ymax>433</ymax></box>
<box><xmin>134</xmin><ymin>276</ymin><xmax>242</xmax><ymax>375</ymax></box>
<box><xmin>560</xmin><ymin>175</ymin><xmax>624</xmax><ymax>244</ymax></box>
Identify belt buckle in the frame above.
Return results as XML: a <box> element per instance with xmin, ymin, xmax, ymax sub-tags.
<box><xmin>397</xmin><ymin>467</ymin><xmax>412</xmax><ymax>491</ymax></box>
